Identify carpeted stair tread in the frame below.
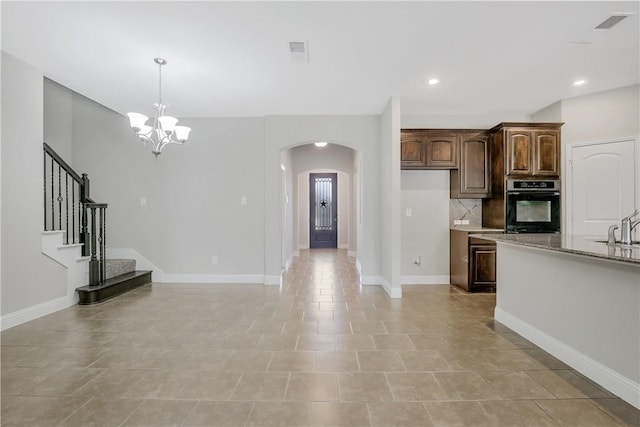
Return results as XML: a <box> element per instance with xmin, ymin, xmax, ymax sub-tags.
<box><xmin>106</xmin><ymin>259</ymin><xmax>136</xmax><ymax>279</ymax></box>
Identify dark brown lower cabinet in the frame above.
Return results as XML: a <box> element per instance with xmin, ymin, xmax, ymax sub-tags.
<box><xmin>450</xmin><ymin>230</ymin><xmax>498</xmax><ymax>292</ymax></box>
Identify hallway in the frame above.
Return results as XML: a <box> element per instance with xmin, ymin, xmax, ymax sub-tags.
<box><xmin>1</xmin><ymin>249</ymin><xmax>638</xmax><ymax>426</ymax></box>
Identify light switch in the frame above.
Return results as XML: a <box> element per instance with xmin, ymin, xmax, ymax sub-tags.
<box><xmin>406</xmin><ymin>208</ymin><xmax>412</xmax><ymax>217</ymax></box>
<box><xmin>140</xmin><ymin>197</ymin><xmax>147</xmax><ymax>206</ymax></box>
<box><xmin>241</xmin><ymin>196</ymin><xmax>247</xmax><ymax>205</ymax></box>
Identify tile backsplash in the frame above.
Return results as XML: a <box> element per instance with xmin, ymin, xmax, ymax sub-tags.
<box><xmin>450</xmin><ymin>199</ymin><xmax>482</xmax><ymax>227</ymax></box>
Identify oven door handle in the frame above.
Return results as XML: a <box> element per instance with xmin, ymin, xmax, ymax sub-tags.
<box><xmin>508</xmin><ymin>192</ymin><xmax>560</xmax><ymax>195</ymax></box>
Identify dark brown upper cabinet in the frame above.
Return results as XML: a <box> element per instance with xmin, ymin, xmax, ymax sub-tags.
<box><xmin>400</xmin><ymin>130</ymin><xmax>458</xmax><ymax>169</ymax></box>
<box><xmin>498</xmin><ymin>124</ymin><xmax>561</xmax><ymax>177</ymax></box>
<box><xmin>450</xmin><ymin>131</ymin><xmax>490</xmax><ymax>198</ymax></box>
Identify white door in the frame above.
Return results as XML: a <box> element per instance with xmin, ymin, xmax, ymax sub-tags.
<box><xmin>567</xmin><ymin>137</ymin><xmax>638</xmax><ymax>238</ymax></box>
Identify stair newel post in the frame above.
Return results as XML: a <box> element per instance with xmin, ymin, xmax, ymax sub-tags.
<box><xmin>89</xmin><ymin>206</ymin><xmax>99</xmax><ymax>286</ymax></box>
<box><xmin>80</xmin><ymin>173</ymin><xmax>90</xmax><ymax>257</ymax></box>
<box><xmin>100</xmin><ymin>207</ymin><xmax>107</xmax><ymax>284</ymax></box>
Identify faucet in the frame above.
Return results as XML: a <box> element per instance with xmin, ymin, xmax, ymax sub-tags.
<box><xmin>620</xmin><ymin>209</ymin><xmax>640</xmax><ymax>245</ymax></box>
<box><xmin>607</xmin><ymin>224</ymin><xmax>619</xmax><ymax>245</ymax></box>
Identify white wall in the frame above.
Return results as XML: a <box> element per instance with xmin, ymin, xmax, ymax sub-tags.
<box><xmin>1</xmin><ymin>52</ymin><xmax>67</xmax><ymax>316</ymax></box>
<box><xmin>551</xmin><ymin>85</ymin><xmax>639</xmax><ymax>144</ymax></box>
<box><xmin>44</xmin><ymin>78</ymin><xmax>73</xmax><ymax>163</ymax></box>
<box><xmin>401</xmin><ymin>171</ymin><xmax>450</xmax><ymax>284</ymax></box>
<box><xmin>70</xmin><ymin>98</ymin><xmax>267</xmax><ymax>278</ymax></box>
<box><xmin>380</xmin><ymin>97</ymin><xmax>402</xmax><ymax>297</ymax></box>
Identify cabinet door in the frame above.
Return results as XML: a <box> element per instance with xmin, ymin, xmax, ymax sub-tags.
<box><xmin>533</xmin><ymin>130</ymin><xmax>560</xmax><ymax>176</ymax></box>
<box><xmin>458</xmin><ymin>133</ymin><xmax>489</xmax><ymax>197</ymax></box>
<box><xmin>424</xmin><ymin>134</ymin><xmax>458</xmax><ymax>169</ymax></box>
<box><xmin>400</xmin><ymin>132</ymin><xmax>425</xmax><ymax>168</ymax></box>
<box><xmin>469</xmin><ymin>244</ymin><xmax>496</xmax><ymax>291</ymax></box>
<box><xmin>506</xmin><ymin>130</ymin><xmax>533</xmax><ymax>176</ymax></box>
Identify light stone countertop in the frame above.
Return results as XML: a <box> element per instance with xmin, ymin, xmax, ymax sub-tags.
<box><xmin>474</xmin><ymin>233</ymin><xmax>640</xmax><ymax>265</ymax></box>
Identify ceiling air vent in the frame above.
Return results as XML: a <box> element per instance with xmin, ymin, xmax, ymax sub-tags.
<box><xmin>595</xmin><ymin>14</ymin><xmax>629</xmax><ymax>29</ymax></box>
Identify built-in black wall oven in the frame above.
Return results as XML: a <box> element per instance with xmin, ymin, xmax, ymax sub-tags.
<box><xmin>505</xmin><ymin>180</ymin><xmax>561</xmax><ymax>233</ymax></box>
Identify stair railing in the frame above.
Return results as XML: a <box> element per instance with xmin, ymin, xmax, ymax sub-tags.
<box><xmin>43</xmin><ymin>142</ymin><xmax>108</xmax><ymax>286</ymax></box>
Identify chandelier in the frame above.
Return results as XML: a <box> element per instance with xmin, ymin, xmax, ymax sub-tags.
<box><xmin>127</xmin><ymin>58</ymin><xmax>191</xmax><ymax>157</ymax></box>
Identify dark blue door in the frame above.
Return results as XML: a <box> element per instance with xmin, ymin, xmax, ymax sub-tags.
<box><xmin>309</xmin><ymin>173</ymin><xmax>338</xmax><ymax>248</ymax></box>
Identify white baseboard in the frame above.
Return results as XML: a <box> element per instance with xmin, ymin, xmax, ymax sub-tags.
<box><xmin>495</xmin><ymin>307</ymin><xmax>640</xmax><ymax>409</ymax></box>
<box><xmin>362</xmin><ymin>275</ymin><xmax>402</xmax><ymax>298</ymax></box>
<box><xmin>401</xmin><ymin>275</ymin><xmax>450</xmax><ymax>285</ymax></box>
<box><xmin>1</xmin><ymin>295</ymin><xmax>72</xmax><ymax>331</ymax></box>
<box><xmin>348</xmin><ymin>250</ymin><xmax>356</xmax><ymax>257</ymax></box>
<box><xmin>263</xmin><ymin>275</ymin><xmax>282</xmax><ymax>286</ymax></box>
<box><xmin>338</xmin><ymin>244</ymin><xmax>349</xmax><ymax>249</ymax></box>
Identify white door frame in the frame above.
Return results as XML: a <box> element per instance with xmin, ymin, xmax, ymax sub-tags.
<box><xmin>565</xmin><ymin>135</ymin><xmax>640</xmax><ymax>235</ymax></box>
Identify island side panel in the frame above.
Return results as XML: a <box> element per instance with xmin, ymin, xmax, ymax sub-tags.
<box><xmin>494</xmin><ymin>242</ymin><xmax>640</xmax><ymax>409</ymax></box>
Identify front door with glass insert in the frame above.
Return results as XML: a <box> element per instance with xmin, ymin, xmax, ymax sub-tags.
<box><xmin>309</xmin><ymin>173</ymin><xmax>337</xmax><ymax>248</ymax></box>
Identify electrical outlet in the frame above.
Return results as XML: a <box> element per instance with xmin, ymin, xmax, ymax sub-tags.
<box><xmin>454</xmin><ymin>220</ymin><xmax>462</xmax><ymax>225</ymax></box>
<box><xmin>211</xmin><ymin>255</ymin><xmax>218</xmax><ymax>265</ymax></box>
<box><xmin>406</xmin><ymin>208</ymin><xmax>412</xmax><ymax>217</ymax></box>
<box><xmin>241</xmin><ymin>196</ymin><xmax>247</xmax><ymax>205</ymax></box>
<box><xmin>140</xmin><ymin>197</ymin><xmax>147</xmax><ymax>206</ymax></box>
<box><xmin>412</xmin><ymin>256</ymin><xmax>421</xmax><ymax>266</ymax></box>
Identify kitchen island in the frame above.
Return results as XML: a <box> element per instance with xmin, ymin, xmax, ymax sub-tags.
<box><xmin>477</xmin><ymin>233</ymin><xmax>640</xmax><ymax>409</ymax></box>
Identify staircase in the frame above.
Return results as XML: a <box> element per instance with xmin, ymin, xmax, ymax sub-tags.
<box><xmin>43</xmin><ymin>142</ymin><xmax>152</xmax><ymax>305</ymax></box>
<box><xmin>76</xmin><ymin>259</ymin><xmax>151</xmax><ymax>305</ymax></box>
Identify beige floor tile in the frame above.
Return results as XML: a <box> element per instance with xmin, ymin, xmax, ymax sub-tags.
<box><xmin>423</xmin><ymin>401</ymin><xmax>494</xmax><ymax>427</ymax></box>
<box><xmin>372</xmin><ymin>334</ymin><xmax>416</xmax><ymax>350</ymax></box>
<box><xmin>338</xmin><ymin>372</ymin><xmax>394</xmax><ymax>401</ymax></box>
<box><xmin>336</xmin><ymin>334</ymin><xmax>376</xmax><ymax>351</ymax></box>
<box><xmin>357</xmin><ymin>350</ymin><xmax>405</xmax><ymax>372</ymax></box>
<box><xmin>479</xmin><ymin>370</ymin><xmax>556</xmax><ymax>399</ymax></box>
<box><xmin>1</xmin><ymin>366</ymin><xmax>60</xmax><ymax>396</ymax></box>
<box><xmin>310</xmin><ymin>401</ymin><xmax>371</xmax><ymax>426</ymax></box>
<box><xmin>385</xmin><ymin>372</ymin><xmax>448</xmax><ymax>401</ymax></box>
<box><xmin>368</xmin><ymin>401</ymin><xmax>434</xmax><ymax>426</ymax></box>
<box><xmin>1</xmin><ymin>396</ymin><xmax>89</xmax><ymax>427</ymax></box>
<box><xmin>589</xmin><ymin>398</ymin><xmax>640</xmax><ymax>427</ymax></box>
<box><xmin>246</xmin><ymin>401</ymin><xmax>310</xmax><ymax>426</ymax></box>
<box><xmin>120</xmin><ymin>398</ymin><xmax>198</xmax><ymax>426</ymax></box>
<box><xmin>269</xmin><ymin>350</ymin><xmax>314</xmax><ymax>372</ymax></box>
<box><xmin>434</xmin><ymin>371</ymin><xmax>502</xmax><ymax>400</ymax></box>
<box><xmin>58</xmin><ymin>397</ymin><xmax>143</xmax><ymax>427</ymax></box>
<box><xmin>526</xmin><ymin>369</ymin><xmax>613</xmax><ymax>398</ymax></box>
<box><xmin>231</xmin><ymin>372</ymin><xmax>290</xmax><ymax>401</ymax></box>
<box><xmin>1</xmin><ymin>249</ymin><xmax>634</xmax><ymax>427</ymax></box>
<box><xmin>350</xmin><ymin>320</ymin><xmax>388</xmax><ymax>334</ymax></box>
<box><xmin>296</xmin><ymin>334</ymin><xmax>336</xmax><ymax>351</ymax></box>
<box><xmin>183</xmin><ymin>401</ymin><xmax>254</xmax><ymax>426</ymax></box>
<box><xmin>223</xmin><ymin>350</ymin><xmax>273</xmax><ymax>371</ymax></box>
<box><xmin>399</xmin><ymin>350</ymin><xmax>451</xmax><ymax>372</ymax></box>
<box><xmin>535</xmin><ymin>399</ymin><xmax>623</xmax><ymax>426</ymax></box>
<box><xmin>285</xmin><ymin>372</ymin><xmax>339</xmax><ymax>401</ymax></box>
<box><xmin>480</xmin><ymin>400</ymin><xmax>558</xmax><ymax>426</ymax></box>
<box><xmin>407</xmin><ymin>334</ymin><xmax>454</xmax><ymax>350</ymax></box>
<box><xmin>313</xmin><ymin>351</ymin><xmax>359</xmax><ymax>372</ymax></box>
<box><xmin>71</xmin><ymin>368</ymin><xmax>149</xmax><ymax>398</ymax></box>
<box><xmin>174</xmin><ymin>370</ymin><xmax>242</xmax><ymax>400</ymax></box>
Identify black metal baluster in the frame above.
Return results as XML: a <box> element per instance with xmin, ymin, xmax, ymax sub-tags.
<box><xmin>51</xmin><ymin>157</ymin><xmax>54</xmax><ymax>231</ymax></box>
<box><xmin>57</xmin><ymin>164</ymin><xmax>62</xmax><ymax>231</ymax></box>
<box><xmin>44</xmin><ymin>151</ymin><xmax>48</xmax><ymax>231</ymax></box>
<box><xmin>65</xmin><ymin>173</ymin><xmax>69</xmax><ymax>244</ymax></box>
<box><xmin>72</xmin><ymin>182</ymin><xmax>76</xmax><ymax>243</ymax></box>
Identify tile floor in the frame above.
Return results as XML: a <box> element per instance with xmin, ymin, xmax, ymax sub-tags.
<box><xmin>1</xmin><ymin>249</ymin><xmax>638</xmax><ymax>426</ymax></box>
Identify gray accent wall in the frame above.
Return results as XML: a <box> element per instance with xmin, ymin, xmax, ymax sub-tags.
<box><xmin>1</xmin><ymin>53</ymin><xmax>67</xmax><ymax>315</ymax></box>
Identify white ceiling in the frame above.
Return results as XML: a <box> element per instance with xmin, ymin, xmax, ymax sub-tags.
<box><xmin>2</xmin><ymin>1</ymin><xmax>638</xmax><ymax>119</ymax></box>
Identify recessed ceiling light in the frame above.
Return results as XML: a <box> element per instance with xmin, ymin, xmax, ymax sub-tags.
<box><xmin>572</xmin><ymin>79</ymin><xmax>588</xmax><ymax>87</ymax></box>
<box><xmin>314</xmin><ymin>141</ymin><xmax>328</xmax><ymax>148</ymax></box>
<box><xmin>427</xmin><ymin>78</ymin><xmax>440</xmax><ymax>86</ymax></box>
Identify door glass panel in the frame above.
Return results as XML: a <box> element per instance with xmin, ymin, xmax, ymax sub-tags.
<box><xmin>314</xmin><ymin>177</ymin><xmax>333</xmax><ymax>231</ymax></box>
